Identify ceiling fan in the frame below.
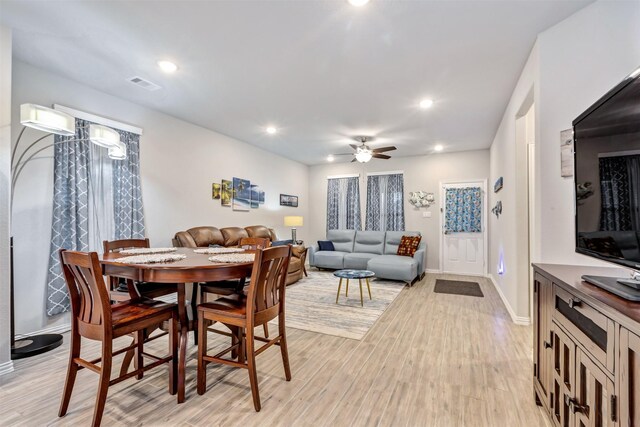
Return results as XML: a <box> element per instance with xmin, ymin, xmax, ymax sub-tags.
<box><xmin>341</xmin><ymin>136</ymin><xmax>397</xmax><ymax>163</ymax></box>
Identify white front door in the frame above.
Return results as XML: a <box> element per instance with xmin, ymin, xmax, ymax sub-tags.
<box><xmin>441</xmin><ymin>181</ymin><xmax>486</xmax><ymax>275</ymax></box>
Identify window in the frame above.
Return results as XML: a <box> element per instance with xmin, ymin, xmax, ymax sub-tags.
<box><xmin>326</xmin><ymin>176</ymin><xmax>361</xmax><ymax>231</ymax></box>
<box><xmin>365</xmin><ymin>173</ymin><xmax>405</xmax><ymax>231</ymax></box>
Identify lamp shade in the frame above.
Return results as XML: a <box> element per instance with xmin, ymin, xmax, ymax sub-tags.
<box><xmin>108</xmin><ymin>140</ymin><xmax>127</xmax><ymax>160</ymax></box>
<box><xmin>284</xmin><ymin>216</ymin><xmax>303</xmax><ymax>227</ymax></box>
<box><xmin>90</xmin><ymin>124</ymin><xmax>121</xmax><ymax>148</ymax></box>
<box><xmin>20</xmin><ymin>104</ymin><xmax>75</xmax><ymax>136</ymax></box>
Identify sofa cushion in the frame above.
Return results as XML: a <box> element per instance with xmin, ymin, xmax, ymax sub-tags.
<box><xmin>245</xmin><ymin>225</ymin><xmax>274</xmax><ymax>240</ymax></box>
<box><xmin>313</xmin><ymin>251</ymin><xmax>348</xmax><ymax>269</ymax></box>
<box><xmin>384</xmin><ymin>231</ymin><xmax>421</xmax><ymax>255</ymax></box>
<box><xmin>220</xmin><ymin>227</ymin><xmax>249</xmax><ymax>247</ymax></box>
<box><xmin>354</xmin><ymin>231</ymin><xmax>385</xmax><ymax>254</ymax></box>
<box><xmin>318</xmin><ymin>240</ymin><xmax>335</xmax><ymax>251</ymax></box>
<box><xmin>368</xmin><ymin>255</ymin><xmax>418</xmax><ymax>282</ymax></box>
<box><xmin>187</xmin><ymin>226</ymin><xmax>224</xmax><ymax>247</ymax></box>
<box><xmin>327</xmin><ymin>230</ymin><xmax>356</xmax><ymax>253</ymax></box>
<box><xmin>343</xmin><ymin>252</ymin><xmax>377</xmax><ymax>270</ymax></box>
<box><xmin>397</xmin><ymin>235</ymin><xmax>422</xmax><ymax>257</ymax></box>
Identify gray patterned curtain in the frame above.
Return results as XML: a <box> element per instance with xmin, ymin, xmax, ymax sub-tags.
<box><xmin>113</xmin><ymin>130</ymin><xmax>145</xmax><ymax>239</ymax></box>
<box><xmin>365</xmin><ymin>173</ymin><xmax>405</xmax><ymax>231</ymax></box>
<box><xmin>46</xmin><ymin>120</ymin><xmax>91</xmax><ymax>316</ymax></box>
<box><xmin>326</xmin><ymin>177</ymin><xmax>361</xmax><ymax>231</ymax></box>
<box><xmin>45</xmin><ymin>119</ymin><xmax>145</xmax><ymax>316</ymax></box>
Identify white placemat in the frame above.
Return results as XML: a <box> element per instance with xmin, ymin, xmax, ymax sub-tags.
<box><xmin>208</xmin><ymin>253</ymin><xmax>255</xmax><ymax>263</ymax></box>
<box><xmin>194</xmin><ymin>247</ymin><xmax>245</xmax><ymax>255</ymax></box>
<box><xmin>119</xmin><ymin>247</ymin><xmax>177</xmax><ymax>255</ymax></box>
<box><xmin>114</xmin><ymin>254</ymin><xmax>187</xmax><ymax>264</ymax></box>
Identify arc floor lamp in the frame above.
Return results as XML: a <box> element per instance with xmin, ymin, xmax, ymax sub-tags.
<box><xmin>11</xmin><ymin>103</ymin><xmax>125</xmax><ymax>359</ymax></box>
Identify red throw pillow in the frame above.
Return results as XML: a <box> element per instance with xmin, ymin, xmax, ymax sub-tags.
<box><xmin>397</xmin><ymin>235</ymin><xmax>421</xmax><ymax>257</ymax></box>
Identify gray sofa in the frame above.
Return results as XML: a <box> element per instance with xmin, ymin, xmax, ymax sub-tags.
<box><xmin>308</xmin><ymin>230</ymin><xmax>426</xmax><ymax>285</ymax></box>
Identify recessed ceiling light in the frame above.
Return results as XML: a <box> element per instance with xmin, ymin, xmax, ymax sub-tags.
<box><xmin>348</xmin><ymin>0</ymin><xmax>370</xmax><ymax>6</ymax></box>
<box><xmin>157</xmin><ymin>60</ymin><xmax>178</xmax><ymax>73</ymax></box>
<box><xmin>434</xmin><ymin>144</ymin><xmax>443</xmax><ymax>152</ymax></box>
<box><xmin>266</xmin><ymin>126</ymin><xmax>277</xmax><ymax>135</ymax></box>
<box><xmin>327</xmin><ymin>155</ymin><xmax>335</xmax><ymax>162</ymax></box>
<box><xmin>420</xmin><ymin>99</ymin><xmax>434</xmax><ymax>109</ymax></box>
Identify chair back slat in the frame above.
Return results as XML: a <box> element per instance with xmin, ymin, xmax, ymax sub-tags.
<box><xmin>60</xmin><ymin>250</ymin><xmax>112</xmax><ymax>328</ymax></box>
<box><xmin>103</xmin><ymin>238</ymin><xmax>150</xmax><ymax>253</ymax></box>
<box><xmin>239</xmin><ymin>237</ymin><xmax>271</xmax><ymax>250</ymax></box>
<box><xmin>246</xmin><ymin>246</ymin><xmax>291</xmax><ymax>322</ymax></box>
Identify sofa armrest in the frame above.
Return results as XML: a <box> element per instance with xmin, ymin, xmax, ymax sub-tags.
<box><xmin>413</xmin><ymin>247</ymin><xmax>426</xmax><ymax>275</ymax></box>
<box><xmin>174</xmin><ymin>231</ymin><xmax>197</xmax><ymax>248</ymax></box>
<box><xmin>308</xmin><ymin>245</ymin><xmax>319</xmax><ymax>267</ymax></box>
<box><xmin>291</xmin><ymin>245</ymin><xmax>305</xmax><ymax>258</ymax></box>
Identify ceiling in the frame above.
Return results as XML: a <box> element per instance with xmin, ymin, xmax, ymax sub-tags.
<box><xmin>1</xmin><ymin>0</ymin><xmax>592</xmax><ymax>165</ymax></box>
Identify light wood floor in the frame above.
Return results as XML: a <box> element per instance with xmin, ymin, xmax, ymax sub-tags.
<box><xmin>0</xmin><ymin>273</ymin><xmax>551</xmax><ymax>426</ymax></box>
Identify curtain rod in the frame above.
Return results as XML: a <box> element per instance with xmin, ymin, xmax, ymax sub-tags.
<box><xmin>53</xmin><ymin>104</ymin><xmax>144</xmax><ymax>135</ymax></box>
<box><xmin>366</xmin><ymin>170</ymin><xmax>404</xmax><ymax>176</ymax></box>
<box><xmin>327</xmin><ymin>174</ymin><xmax>360</xmax><ymax>179</ymax></box>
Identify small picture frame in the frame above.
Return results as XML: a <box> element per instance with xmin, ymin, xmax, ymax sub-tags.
<box><xmin>280</xmin><ymin>194</ymin><xmax>298</xmax><ymax>207</ymax></box>
<box><xmin>212</xmin><ymin>183</ymin><xmax>221</xmax><ymax>199</ymax></box>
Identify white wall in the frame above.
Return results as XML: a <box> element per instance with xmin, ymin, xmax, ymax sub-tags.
<box><xmin>488</xmin><ymin>0</ymin><xmax>640</xmax><ymax>322</ymax></box>
<box><xmin>0</xmin><ymin>25</ymin><xmax>14</xmax><ymax>374</ymax></box>
<box><xmin>308</xmin><ymin>150</ymin><xmax>491</xmax><ymax>271</ymax></box>
<box><xmin>11</xmin><ymin>61</ymin><xmax>309</xmax><ymax>335</ymax></box>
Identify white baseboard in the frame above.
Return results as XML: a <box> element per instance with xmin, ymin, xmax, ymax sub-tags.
<box><xmin>0</xmin><ymin>360</ymin><xmax>14</xmax><ymax>376</ymax></box>
<box><xmin>425</xmin><ymin>268</ymin><xmax>441</xmax><ymax>274</ymax></box>
<box><xmin>15</xmin><ymin>322</ymin><xmax>71</xmax><ymax>340</ymax></box>
<box><xmin>487</xmin><ymin>274</ymin><xmax>531</xmax><ymax>326</ymax></box>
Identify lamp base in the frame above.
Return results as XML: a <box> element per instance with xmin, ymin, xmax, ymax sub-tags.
<box><xmin>11</xmin><ymin>334</ymin><xmax>63</xmax><ymax>360</ymax></box>
<box><xmin>291</xmin><ymin>228</ymin><xmax>297</xmax><ymax>244</ymax></box>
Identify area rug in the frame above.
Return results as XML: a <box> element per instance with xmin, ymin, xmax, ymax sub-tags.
<box><xmin>272</xmin><ymin>270</ymin><xmax>406</xmax><ymax>340</ymax></box>
<box><xmin>434</xmin><ymin>279</ymin><xmax>484</xmax><ymax>297</ymax></box>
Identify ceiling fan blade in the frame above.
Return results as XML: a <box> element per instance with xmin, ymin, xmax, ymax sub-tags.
<box><xmin>372</xmin><ymin>146</ymin><xmax>397</xmax><ymax>153</ymax></box>
<box><xmin>351</xmin><ymin>158</ymin><xmax>357</xmax><ymax>162</ymax></box>
<box><xmin>349</xmin><ymin>144</ymin><xmax>360</xmax><ymax>151</ymax></box>
<box><xmin>372</xmin><ymin>154</ymin><xmax>391</xmax><ymax>159</ymax></box>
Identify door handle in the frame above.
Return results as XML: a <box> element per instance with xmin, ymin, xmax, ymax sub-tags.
<box><xmin>564</xmin><ymin>395</ymin><xmax>589</xmax><ymax>414</ymax></box>
<box><xmin>568</xmin><ymin>298</ymin><xmax>582</xmax><ymax>309</ymax></box>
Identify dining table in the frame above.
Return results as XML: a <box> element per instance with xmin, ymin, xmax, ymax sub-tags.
<box><xmin>99</xmin><ymin>247</ymin><xmax>254</xmax><ymax>403</ymax></box>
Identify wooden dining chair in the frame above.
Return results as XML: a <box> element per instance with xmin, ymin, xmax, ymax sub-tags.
<box><xmin>197</xmin><ymin>245</ymin><xmax>292</xmax><ymax>411</ymax></box>
<box><xmin>239</xmin><ymin>237</ymin><xmax>271</xmax><ymax>250</ymax></box>
<box><xmin>103</xmin><ymin>239</ymin><xmax>179</xmax><ymax>302</ymax></box>
<box><xmin>58</xmin><ymin>250</ymin><xmax>178</xmax><ymax>427</ymax></box>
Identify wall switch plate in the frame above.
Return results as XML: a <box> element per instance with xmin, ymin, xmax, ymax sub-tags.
<box><xmin>423</xmin><ymin>211</ymin><xmax>432</xmax><ymax>218</ymax></box>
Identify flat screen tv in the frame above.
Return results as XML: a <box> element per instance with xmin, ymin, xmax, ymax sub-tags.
<box><xmin>574</xmin><ymin>66</ymin><xmax>640</xmax><ymax>299</ymax></box>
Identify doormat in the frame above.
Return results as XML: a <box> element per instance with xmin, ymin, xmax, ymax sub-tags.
<box><xmin>434</xmin><ymin>279</ymin><xmax>484</xmax><ymax>297</ymax></box>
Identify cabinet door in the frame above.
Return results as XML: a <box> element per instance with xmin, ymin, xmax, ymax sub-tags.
<box><xmin>551</xmin><ymin>323</ymin><xmax>576</xmax><ymax>427</ymax></box>
<box><xmin>574</xmin><ymin>348</ymin><xmax>617</xmax><ymax>427</ymax></box>
<box><xmin>619</xmin><ymin>327</ymin><xmax>639</xmax><ymax>427</ymax></box>
<box><xmin>534</xmin><ymin>273</ymin><xmax>553</xmax><ymax>408</ymax></box>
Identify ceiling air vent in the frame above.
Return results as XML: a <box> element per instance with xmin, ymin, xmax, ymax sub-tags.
<box><xmin>127</xmin><ymin>76</ymin><xmax>161</xmax><ymax>91</ymax></box>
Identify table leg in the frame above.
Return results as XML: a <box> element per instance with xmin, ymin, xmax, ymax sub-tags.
<box><xmin>336</xmin><ymin>278</ymin><xmax>343</xmax><ymax>304</ymax></box>
<box><xmin>346</xmin><ymin>279</ymin><xmax>349</xmax><ymax>297</ymax></box>
<box><xmin>177</xmin><ymin>284</ymin><xmax>188</xmax><ymax>403</ymax></box>
<box><xmin>366</xmin><ymin>278</ymin><xmax>372</xmax><ymax>299</ymax></box>
<box><xmin>359</xmin><ymin>279</ymin><xmax>364</xmax><ymax>307</ymax></box>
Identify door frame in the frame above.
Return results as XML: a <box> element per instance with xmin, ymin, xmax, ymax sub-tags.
<box><xmin>438</xmin><ymin>179</ymin><xmax>488</xmax><ymax>276</ymax></box>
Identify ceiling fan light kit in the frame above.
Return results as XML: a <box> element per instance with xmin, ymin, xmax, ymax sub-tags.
<box><xmin>345</xmin><ymin>136</ymin><xmax>397</xmax><ymax>163</ymax></box>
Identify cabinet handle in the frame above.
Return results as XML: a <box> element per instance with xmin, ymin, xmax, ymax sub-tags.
<box><xmin>564</xmin><ymin>395</ymin><xmax>589</xmax><ymax>414</ymax></box>
<box><xmin>544</xmin><ymin>341</ymin><xmax>552</xmax><ymax>349</ymax></box>
<box><xmin>568</xmin><ymin>297</ymin><xmax>582</xmax><ymax>309</ymax></box>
